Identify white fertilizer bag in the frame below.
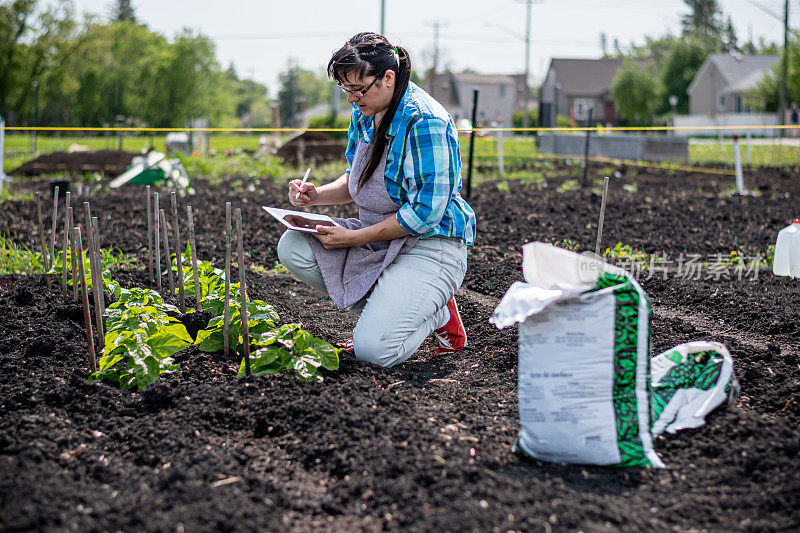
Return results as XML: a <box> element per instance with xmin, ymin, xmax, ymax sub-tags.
<box><xmin>491</xmin><ymin>243</ymin><xmax>663</xmax><ymax>468</ymax></box>
<box><xmin>650</xmin><ymin>341</ymin><xmax>738</xmax><ymax>436</ymax></box>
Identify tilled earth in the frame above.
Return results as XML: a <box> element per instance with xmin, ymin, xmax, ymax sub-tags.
<box><xmin>1</xmin><ymin>164</ymin><xmax>799</xmax><ymax>531</ymax></box>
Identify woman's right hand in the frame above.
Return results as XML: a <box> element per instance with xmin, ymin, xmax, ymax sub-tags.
<box><xmin>288</xmin><ymin>179</ymin><xmax>318</xmax><ymax>207</ymax></box>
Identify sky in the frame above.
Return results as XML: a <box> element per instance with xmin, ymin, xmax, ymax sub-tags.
<box><xmin>70</xmin><ymin>0</ymin><xmax>795</xmax><ymax>95</ymax></box>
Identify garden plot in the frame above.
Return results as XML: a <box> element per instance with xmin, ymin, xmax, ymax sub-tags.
<box><xmin>0</xmin><ymin>165</ymin><xmax>799</xmax><ymax>531</ymax></box>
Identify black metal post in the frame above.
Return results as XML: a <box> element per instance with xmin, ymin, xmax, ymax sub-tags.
<box><xmin>465</xmin><ymin>89</ymin><xmax>479</xmax><ymax>199</ymax></box>
<box><xmin>581</xmin><ymin>107</ymin><xmax>594</xmax><ymax>188</ymax></box>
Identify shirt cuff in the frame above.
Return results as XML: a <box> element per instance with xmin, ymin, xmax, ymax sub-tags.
<box><xmin>396</xmin><ymin>205</ymin><xmax>430</xmax><ymax>236</ymax></box>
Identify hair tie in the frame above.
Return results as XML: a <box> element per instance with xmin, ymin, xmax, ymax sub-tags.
<box><xmin>392</xmin><ymin>45</ymin><xmax>398</xmax><ymax>53</ymax></box>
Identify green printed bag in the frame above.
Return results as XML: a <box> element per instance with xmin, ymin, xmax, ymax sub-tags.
<box><xmin>650</xmin><ymin>341</ymin><xmax>738</xmax><ymax>436</ymax></box>
<box><xmin>491</xmin><ymin>243</ymin><xmax>663</xmax><ymax>468</ymax></box>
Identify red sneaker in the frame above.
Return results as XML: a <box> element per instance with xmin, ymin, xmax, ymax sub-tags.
<box><xmin>336</xmin><ymin>339</ymin><xmax>355</xmax><ymax>355</ymax></box>
<box><xmin>432</xmin><ymin>297</ymin><xmax>467</xmax><ymax>355</ymax></box>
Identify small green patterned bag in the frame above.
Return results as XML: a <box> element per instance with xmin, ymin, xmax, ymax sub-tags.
<box><xmin>650</xmin><ymin>341</ymin><xmax>738</xmax><ymax>436</ymax></box>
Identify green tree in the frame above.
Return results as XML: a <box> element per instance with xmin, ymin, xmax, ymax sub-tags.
<box><xmin>681</xmin><ymin>0</ymin><xmax>722</xmax><ymax>40</ymax></box>
<box><xmin>277</xmin><ymin>59</ymin><xmax>301</xmax><ymax>127</ymax></box>
<box><xmin>223</xmin><ymin>65</ymin><xmax>270</xmax><ymax>126</ymax></box>
<box><xmin>60</xmin><ymin>21</ymin><xmax>168</xmax><ymax>125</ymax></box>
<box><xmin>611</xmin><ymin>60</ymin><xmax>661</xmax><ymax>125</ymax></box>
<box><xmin>746</xmin><ymin>37</ymin><xmax>800</xmax><ymax>113</ymax></box>
<box><xmin>109</xmin><ymin>0</ymin><xmax>135</xmax><ymax>22</ymax></box>
<box><xmin>0</xmin><ymin>0</ymin><xmax>79</xmax><ymax>125</ymax></box>
<box><xmin>721</xmin><ymin>15</ymin><xmax>737</xmax><ymax>52</ymax></box>
<box><xmin>658</xmin><ymin>39</ymin><xmax>709</xmax><ymax>114</ymax></box>
<box><xmin>297</xmin><ymin>69</ymin><xmax>332</xmax><ymax>109</ymax></box>
<box><xmin>277</xmin><ymin>62</ymin><xmax>334</xmax><ymax>126</ymax></box>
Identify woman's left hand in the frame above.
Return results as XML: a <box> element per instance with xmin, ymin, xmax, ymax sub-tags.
<box><xmin>313</xmin><ymin>225</ymin><xmax>360</xmax><ymax>249</ymax></box>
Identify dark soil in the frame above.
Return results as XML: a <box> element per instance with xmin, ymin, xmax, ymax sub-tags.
<box><xmin>9</xmin><ymin>150</ymin><xmax>138</xmax><ymax>177</ymax></box>
<box><xmin>1</xmin><ymin>164</ymin><xmax>799</xmax><ymax>531</ymax></box>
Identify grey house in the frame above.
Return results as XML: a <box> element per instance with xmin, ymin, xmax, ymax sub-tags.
<box><xmin>539</xmin><ymin>58</ymin><xmax>623</xmax><ymax>127</ymax></box>
<box><xmin>425</xmin><ymin>71</ymin><xmax>523</xmax><ymax>127</ymax></box>
<box><xmin>687</xmin><ymin>54</ymin><xmax>779</xmax><ymax>114</ymax></box>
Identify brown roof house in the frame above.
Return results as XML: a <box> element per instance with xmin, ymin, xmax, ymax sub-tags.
<box><xmin>538</xmin><ymin>58</ymin><xmax>624</xmax><ymax>127</ymax></box>
<box><xmin>687</xmin><ymin>54</ymin><xmax>779</xmax><ymax>114</ymax></box>
<box><xmin>425</xmin><ymin>71</ymin><xmax>528</xmax><ymax>127</ymax></box>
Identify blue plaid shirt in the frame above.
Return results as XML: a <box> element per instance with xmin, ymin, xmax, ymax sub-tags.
<box><xmin>346</xmin><ymin>82</ymin><xmax>476</xmax><ymax>245</ymax></box>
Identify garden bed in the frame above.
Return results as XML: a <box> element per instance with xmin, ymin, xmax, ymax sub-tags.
<box><xmin>8</xmin><ymin>150</ymin><xmax>138</xmax><ymax>177</ymax></box>
<box><xmin>1</xmin><ymin>165</ymin><xmax>799</xmax><ymax>531</ymax></box>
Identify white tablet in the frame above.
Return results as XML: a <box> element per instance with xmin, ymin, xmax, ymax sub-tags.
<box><xmin>262</xmin><ymin>206</ymin><xmax>342</xmax><ymax>234</ymax></box>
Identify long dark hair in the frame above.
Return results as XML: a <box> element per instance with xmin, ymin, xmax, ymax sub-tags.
<box><xmin>327</xmin><ymin>32</ymin><xmax>412</xmax><ymax>188</ymax></box>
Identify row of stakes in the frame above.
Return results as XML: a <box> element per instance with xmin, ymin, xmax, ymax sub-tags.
<box><xmin>34</xmin><ymin>185</ymin><xmax>253</xmax><ymax>376</ymax></box>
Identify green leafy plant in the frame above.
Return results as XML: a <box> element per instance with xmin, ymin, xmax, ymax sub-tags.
<box><xmin>603</xmin><ymin>242</ymin><xmax>652</xmax><ymax>265</ymax></box>
<box><xmin>47</xmin><ymin>247</ymin><xmax>141</xmax><ymax>289</ymax></box>
<box><xmin>172</xmin><ymin>247</ymin><xmax>225</xmax><ymax>302</ymax></box>
<box><xmin>557</xmin><ymin>179</ymin><xmax>580</xmax><ymax>193</ymax></box>
<box><xmin>99</xmin><ymin>248</ymin><xmax>142</xmax><ymax>271</ymax></box>
<box><xmin>0</xmin><ymin>236</ymin><xmax>46</xmax><ymax>274</ymax></box>
<box><xmin>195</xmin><ymin>298</ymin><xmax>280</xmax><ymax>354</ymax></box>
<box><xmin>192</xmin><ymin>265</ymin><xmax>340</xmax><ymax>382</ymax></box>
<box><xmin>243</xmin><ymin>324</ymin><xmax>340</xmax><ymax>381</ymax></box>
<box><xmin>88</xmin><ymin>281</ymin><xmax>191</xmax><ymax>391</ymax></box>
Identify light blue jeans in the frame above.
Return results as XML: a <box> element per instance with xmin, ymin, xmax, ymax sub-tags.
<box><xmin>277</xmin><ymin>230</ymin><xmax>468</xmax><ymax>367</ymax></box>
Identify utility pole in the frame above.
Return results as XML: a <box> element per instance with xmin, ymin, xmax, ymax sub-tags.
<box><xmin>778</xmin><ymin>0</ymin><xmax>789</xmax><ymax>138</ymax></box>
<box><xmin>380</xmin><ymin>0</ymin><xmax>386</xmax><ymax>35</ymax></box>
<box><xmin>517</xmin><ymin>0</ymin><xmax>542</xmax><ymax>131</ymax></box>
<box><xmin>523</xmin><ymin>0</ymin><xmax>531</xmax><ymax>130</ymax></box>
<box><xmin>425</xmin><ymin>21</ymin><xmax>448</xmax><ymax>100</ymax></box>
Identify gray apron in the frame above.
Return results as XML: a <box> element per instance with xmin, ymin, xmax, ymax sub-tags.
<box><xmin>305</xmin><ymin>140</ymin><xmax>420</xmax><ymax>309</ymax></box>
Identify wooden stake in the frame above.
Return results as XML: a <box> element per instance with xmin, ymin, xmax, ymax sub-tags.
<box><xmin>187</xmin><ymin>205</ymin><xmax>200</xmax><ymax>309</ymax></box>
<box><xmin>34</xmin><ymin>193</ymin><xmax>51</xmax><ymax>288</ymax></box>
<box><xmin>82</xmin><ymin>202</ymin><xmax>95</xmax><ymax>294</ymax></box>
<box><xmin>91</xmin><ymin>218</ymin><xmax>105</xmax><ymax>348</ymax></box>
<box><xmin>171</xmin><ymin>192</ymin><xmax>185</xmax><ymax>313</ymax></box>
<box><xmin>92</xmin><ymin>216</ymin><xmax>106</xmax><ymax>319</ymax></box>
<box><xmin>49</xmin><ymin>185</ymin><xmax>59</xmax><ymax>267</ymax></box>
<box><xmin>66</xmin><ymin>206</ymin><xmax>74</xmax><ymax>297</ymax></box>
<box><xmin>594</xmin><ymin>176</ymin><xmax>610</xmax><ymax>258</ymax></box>
<box><xmin>146</xmin><ymin>185</ymin><xmax>153</xmax><ymax>282</ymax></box>
<box><xmin>75</xmin><ymin>226</ymin><xmax>96</xmax><ymax>373</ymax></box>
<box><xmin>223</xmin><ymin>202</ymin><xmax>231</xmax><ymax>357</ymax></box>
<box><xmin>61</xmin><ymin>191</ymin><xmax>70</xmax><ymax>295</ymax></box>
<box><xmin>69</xmin><ymin>207</ymin><xmax>78</xmax><ymax>300</ymax></box>
<box><xmin>236</xmin><ymin>208</ymin><xmax>250</xmax><ymax>376</ymax></box>
<box><xmin>61</xmin><ymin>205</ymin><xmax>72</xmax><ymax>297</ymax></box>
<box><xmin>160</xmin><ymin>209</ymin><xmax>175</xmax><ymax>295</ymax></box>
<box><xmin>154</xmin><ymin>192</ymin><xmax>161</xmax><ymax>291</ymax></box>
<box><xmin>84</xmin><ymin>204</ymin><xmax>104</xmax><ymax>345</ymax></box>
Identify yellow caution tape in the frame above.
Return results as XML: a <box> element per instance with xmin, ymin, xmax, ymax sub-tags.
<box><xmin>3</xmin><ymin>125</ymin><xmax>799</xmax><ymax>133</ymax></box>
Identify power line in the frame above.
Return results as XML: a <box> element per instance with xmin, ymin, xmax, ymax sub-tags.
<box><xmin>743</xmin><ymin>0</ymin><xmax>784</xmax><ymax>21</ymax></box>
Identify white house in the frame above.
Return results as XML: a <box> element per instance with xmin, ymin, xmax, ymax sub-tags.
<box><xmin>674</xmin><ymin>53</ymin><xmax>781</xmax><ymax>137</ymax></box>
<box><xmin>687</xmin><ymin>54</ymin><xmax>779</xmax><ymax>114</ymax></box>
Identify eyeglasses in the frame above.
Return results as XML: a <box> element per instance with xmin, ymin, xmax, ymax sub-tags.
<box><xmin>338</xmin><ymin>76</ymin><xmax>380</xmax><ymax>98</ymax></box>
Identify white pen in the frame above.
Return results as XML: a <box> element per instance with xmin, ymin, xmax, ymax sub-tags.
<box><xmin>295</xmin><ymin>168</ymin><xmax>311</xmax><ymax>199</ymax></box>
